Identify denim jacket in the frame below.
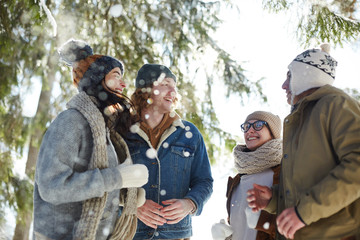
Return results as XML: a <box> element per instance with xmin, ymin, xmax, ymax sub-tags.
<box><xmin>125</xmin><ymin>118</ymin><xmax>213</xmax><ymax>239</ymax></box>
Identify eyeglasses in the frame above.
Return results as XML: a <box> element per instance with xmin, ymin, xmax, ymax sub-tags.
<box><xmin>241</xmin><ymin>120</ymin><xmax>268</xmax><ymax>133</ymax></box>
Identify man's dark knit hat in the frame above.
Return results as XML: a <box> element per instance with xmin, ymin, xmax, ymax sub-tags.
<box><xmin>58</xmin><ymin>39</ymin><xmax>124</xmax><ymax>92</ymax></box>
<box><xmin>135</xmin><ymin>64</ymin><xmax>176</xmax><ymax>88</ymax></box>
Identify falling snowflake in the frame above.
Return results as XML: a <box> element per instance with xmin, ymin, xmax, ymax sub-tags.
<box><xmin>102</xmin><ymin>227</ymin><xmax>110</xmax><ymax>236</ymax></box>
<box><xmin>138</xmin><ymin>79</ymin><xmax>145</xmax><ymax>87</ymax></box>
<box><xmin>130</xmin><ymin>124</ymin><xmax>140</xmax><ymax>133</ymax></box>
<box><xmin>169</xmin><ymin>112</ymin><xmax>176</xmax><ymax>118</ymax></box>
<box><xmin>263</xmin><ymin>222</ymin><xmax>270</xmax><ymax>230</ymax></box>
<box><xmin>158</xmin><ymin>73</ymin><xmax>166</xmax><ymax>82</ymax></box>
<box><xmin>109</xmin><ymin>4</ymin><xmax>123</xmax><ymax>17</ymax></box>
<box><xmin>146</xmin><ymin>148</ymin><xmax>157</xmax><ymax>159</ymax></box>
<box><xmin>98</xmin><ymin>91</ymin><xmax>108</xmax><ymax>101</ymax></box>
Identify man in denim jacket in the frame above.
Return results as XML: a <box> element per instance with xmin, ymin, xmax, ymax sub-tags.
<box><xmin>125</xmin><ymin>64</ymin><xmax>213</xmax><ymax>239</ymax></box>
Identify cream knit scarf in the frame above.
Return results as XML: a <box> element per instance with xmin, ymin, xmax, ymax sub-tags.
<box><xmin>67</xmin><ymin>92</ymin><xmax>138</xmax><ymax>240</ymax></box>
<box><xmin>233</xmin><ymin>139</ymin><xmax>282</xmax><ymax>175</ymax></box>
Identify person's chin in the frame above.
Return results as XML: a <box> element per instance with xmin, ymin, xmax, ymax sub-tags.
<box><xmin>246</xmin><ymin>144</ymin><xmax>257</xmax><ymax>151</ymax></box>
<box><xmin>162</xmin><ymin>103</ymin><xmax>173</xmax><ymax>112</ymax></box>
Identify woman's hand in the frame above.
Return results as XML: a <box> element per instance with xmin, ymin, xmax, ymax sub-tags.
<box><xmin>137</xmin><ymin>199</ymin><xmax>167</xmax><ymax>229</ymax></box>
<box><xmin>247</xmin><ymin>183</ymin><xmax>272</xmax><ymax>212</ymax></box>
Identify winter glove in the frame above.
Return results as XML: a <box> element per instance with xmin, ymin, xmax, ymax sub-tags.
<box><xmin>117</xmin><ymin>164</ymin><xmax>148</xmax><ymax>188</ymax></box>
<box><xmin>137</xmin><ymin>187</ymin><xmax>146</xmax><ymax>207</ymax></box>
<box><xmin>211</xmin><ymin>219</ymin><xmax>233</xmax><ymax>240</ymax></box>
<box><xmin>119</xmin><ymin>187</ymin><xmax>146</xmax><ymax>207</ymax></box>
<box><xmin>245</xmin><ymin>206</ymin><xmax>260</xmax><ymax>228</ymax></box>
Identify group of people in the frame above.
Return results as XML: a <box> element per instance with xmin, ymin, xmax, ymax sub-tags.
<box><xmin>32</xmin><ymin>39</ymin><xmax>359</xmax><ymax>240</ymax></box>
<box><xmin>211</xmin><ymin>43</ymin><xmax>360</xmax><ymax>240</ymax></box>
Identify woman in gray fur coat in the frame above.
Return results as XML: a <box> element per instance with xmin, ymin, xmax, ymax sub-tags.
<box><xmin>33</xmin><ymin>39</ymin><xmax>148</xmax><ymax>240</ymax></box>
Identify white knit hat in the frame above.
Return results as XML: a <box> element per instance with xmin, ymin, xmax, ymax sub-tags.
<box><xmin>288</xmin><ymin>43</ymin><xmax>338</xmax><ymax>96</ymax></box>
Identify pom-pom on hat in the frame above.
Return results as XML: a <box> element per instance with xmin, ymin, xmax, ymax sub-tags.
<box><xmin>58</xmin><ymin>39</ymin><xmax>124</xmax><ymax>92</ymax></box>
<box><xmin>135</xmin><ymin>64</ymin><xmax>176</xmax><ymax>88</ymax></box>
<box><xmin>245</xmin><ymin>111</ymin><xmax>282</xmax><ymax>139</ymax></box>
<box><xmin>288</xmin><ymin>43</ymin><xmax>338</xmax><ymax>96</ymax></box>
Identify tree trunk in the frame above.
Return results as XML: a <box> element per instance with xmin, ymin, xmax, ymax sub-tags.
<box><xmin>12</xmin><ymin>45</ymin><xmax>57</xmax><ymax>240</ymax></box>
<box><xmin>12</xmin><ymin>212</ymin><xmax>32</xmax><ymax>240</ymax></box>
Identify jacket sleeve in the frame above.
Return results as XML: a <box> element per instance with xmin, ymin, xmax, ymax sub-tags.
<box><xmin>297</xmin><ymin>95</ymin><xmax>360</xmax><ymax>224</ymax></box>
<box><xmin>255</xmin><ymin>210</ymin><xmax>277</xmax><ymax>239</ymax></box>
<box><xmin>184</xmin><ymin>128</ymin><xmax>213</xmax><ymax>216</ymax></box>
<box><xmin>264</xmin><ymin>184</ymin><xmax>278</xmax><ymax>214</ymax></box>
<box><xmin>226</xmin><ymin>174</ymin><xmax>242</xmax><ymax>224</ymax></box>
<box><xmin>35</xmin><ymin>109</ymin><xmax>123</xmax><ymax>205</ymax></box>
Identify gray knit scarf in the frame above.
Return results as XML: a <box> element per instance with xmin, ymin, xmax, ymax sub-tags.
<box><xmin>67</xmin><ymin>92</ymin><xmax>138</xmax><ymax>240</ymax></box>
<box><xmin>233</xmin><ymin>139</ymin><xmax>282</xmax><ymax>174</ymax></box>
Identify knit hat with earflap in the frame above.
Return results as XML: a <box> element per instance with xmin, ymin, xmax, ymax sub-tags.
<box><xmin>58</xmin><ymin>39</ymin><xmax>124</xmax><ymax>92</ymax></box>
<box><xmin>288</xmin><ymin>43</ymin><xmax>338</xmax><ymax>97</ymax></box>
<box><xmin>135</xmin><ymin>63</ymin><xmax>176</xmax><ymax>88</ymax></box>
<box><xmin>245</xmin><ymin>111</ymin><xmax>282</xmax><ymax>139</ymax></box>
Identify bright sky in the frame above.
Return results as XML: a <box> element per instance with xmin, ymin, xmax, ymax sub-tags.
<box><xmin>209</xmin><ymin>1</ymin><xmax>360</xmax><ymax>138</ymax></box>
<box><xmin>191</xmin><ymin>1</ymin><xmax>360</xmax><ymax>239</ymax></box>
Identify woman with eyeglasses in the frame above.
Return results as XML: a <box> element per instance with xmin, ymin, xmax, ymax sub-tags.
<box><xmin>212</xmin><ymin>111</ymin><xmax>282</xmax><ymax>240</ymax></box>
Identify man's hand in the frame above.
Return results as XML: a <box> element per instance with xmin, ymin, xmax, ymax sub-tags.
<box><xmin>160</xmin><ymin>199</ymin><xmax>194</xmax><ymax>224</ymax></box>
<box><xmin>247</xmin><ymin>183</ymin><xmax>272</xmax><ymax>212</ymax></box>
<box><xmin>277</xmin><ymin>207</ymin><xmax>305</xmax><ymax>239</ymax></box>
<box><xmin>137</xmin><ymin>199</ymin><xmax>167</xmax><ymax>229</ymax></box>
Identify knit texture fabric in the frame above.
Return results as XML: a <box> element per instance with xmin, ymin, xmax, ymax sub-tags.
<box><xmin>58</xmin><ymin>39</ymin><xmax>124</xmax><ymax>92</ymax></box>
<box><xmin>66</xmin><ymin>92</ymin><xmax>138</xmax><ymax>240</ymax></box>
<box><xmin>109</xmin><ymin>128</ymin><xmax>138</xmax><ymax>240</ymax></box>
<box><xmin>233</xmin><ymin>139</ymin><xmax>282</xmax><ymax>174</ymax></box>
<box><xmin>67</xmin><ymin>92</ymin><xmax>109</xmax><ymax>240</ymax></box>
<box><xmin>245</xmin><ymin>111</ymin><xmax>282</xmax><ymax>139</ymax></box>
<box><xmin>288</xmin><ymin>43</ymin><xmax>337</xmax><ymax>96</ymax></box>
<box><xmin>135</xmin><ymin>63</ymin><xmax>176</xmax><ymax>88</ymax></box>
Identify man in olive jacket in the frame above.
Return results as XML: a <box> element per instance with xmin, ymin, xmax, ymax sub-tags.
<box><xmin>247</xmin><ymin>43</ymin><xmax>360</xmax><ymax>240</ymax></box>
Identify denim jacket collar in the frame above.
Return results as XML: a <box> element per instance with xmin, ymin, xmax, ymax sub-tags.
<box><xmin>137</xmin><ymin>118</ymin><xmax>185</xmax><ymax>151</ymax></box>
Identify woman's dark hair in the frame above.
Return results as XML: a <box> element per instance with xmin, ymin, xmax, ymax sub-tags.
<box><xmin>86</xmin><ymin>80</ymin><xmax>138</xmax><ymax>137</ymax></box>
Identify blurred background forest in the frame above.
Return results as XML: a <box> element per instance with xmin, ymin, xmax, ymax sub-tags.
<box><xmin>1</xmin><ymin>0</ymin><xmax>359</xmax><ymax>239</ymax></box>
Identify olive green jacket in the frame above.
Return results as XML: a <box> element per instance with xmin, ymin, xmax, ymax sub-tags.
<box><xmin>267</xmin><ymin>85</ymin><xmax>360</xmax><ymax>239</ymax></box>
